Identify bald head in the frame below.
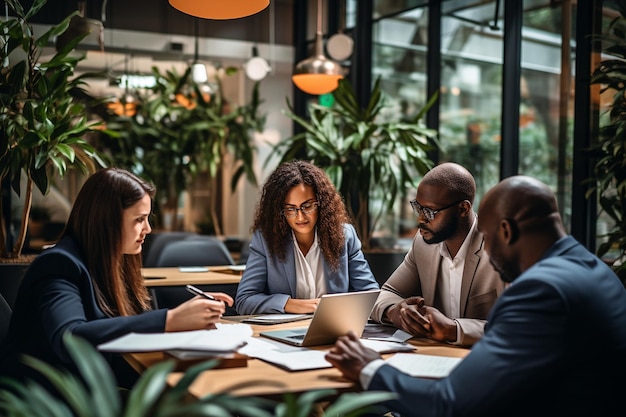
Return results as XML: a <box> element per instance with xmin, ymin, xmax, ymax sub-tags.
<box><xmin>479</xmin><ymin>175</ymin><xmax>561</xmax><ymax>233</ymax></box>
<box><xmin>478</xmin><ymin>176</ymin><xmax>567</xmax><ymax>282</ymax></box>
<box><xmin>421</xmin><ymin>162</ymin><xmax>476</xmax><ymax>204</ymax></box>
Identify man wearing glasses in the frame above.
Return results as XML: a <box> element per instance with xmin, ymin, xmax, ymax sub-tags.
<box><xmin>370</xmin><ymin>162</ymin><xmax>504</xmax><ymax>346</ymax></box>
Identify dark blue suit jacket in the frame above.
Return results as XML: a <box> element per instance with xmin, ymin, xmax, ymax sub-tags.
<box><xmin>368</xmin><ymin>236</ymin><xmax>626</xmax><ymax>417</ymax></box>
<box><xmin>0</xmin><ymin>236</ymin><xmax>167</xmax><ymax>388</ymax></box>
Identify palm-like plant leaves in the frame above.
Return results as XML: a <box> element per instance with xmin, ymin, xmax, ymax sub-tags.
<box><xmin>272</xmin><ymin>77</ymin><xmax>438</xmax><ymax>248</ymax></box>
<box><xmin>588</xmin><ymin>1</ymin><xmax>626</xmax><ymax>285</ymax></box>
<box><xmin>0</xmin><ymin>333</ymin><xmax>394</xmax><ymax>417</ymax></box>
<box><xmin>0</xmin><ymin>0</ymin><xmax>106</xmax><ymax>259</ymax></box>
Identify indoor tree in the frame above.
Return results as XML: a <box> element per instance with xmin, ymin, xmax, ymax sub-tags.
<box><xmin>0</xmin><ymin>0</ymin><xmax>105</xmax><ymax>260</ymax></box>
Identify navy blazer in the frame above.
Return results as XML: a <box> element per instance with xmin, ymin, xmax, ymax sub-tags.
<box><xmin>235</xmin><ymin>224</ymin><xmax>379</xmax><ymax>315</ymax></box>
<box><xmin>368</xmin><ymin>236</ymin><xmax>626</xmax><ymax>417</ymax></box>
<box><xmin>0</xmin><ymin>236</ymin><xmax>167</xmax><ymax>388</ymax></box>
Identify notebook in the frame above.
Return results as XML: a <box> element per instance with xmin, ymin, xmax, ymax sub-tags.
<box><xmin>259</xmin><ymin>289</ymin><xmax>381</xmax><ymax>347</ymax></box>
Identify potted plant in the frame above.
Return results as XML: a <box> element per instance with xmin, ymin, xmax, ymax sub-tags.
<box><xmin>99</xmin><ymin>66</ymin><xmax>264</xmax><ymax>235</ymax></box>
<box><xmin>270</xmin><ymin>77</ymin><xmax>439</xmax><ymax>250</ymax></box>
<box><xmin>588</xmin><ymin>0</ymin><xmax>626</xmax><ymax>286</ymax></box>
<box><xmin>0</xmin><ymin>0</ymin><xmax>105</xmax><ymax>261</ymax></box>
<box><xmin>0</xmin><ymin>333</ymin><xmax>396</xmax><ymax>417</ymax></box>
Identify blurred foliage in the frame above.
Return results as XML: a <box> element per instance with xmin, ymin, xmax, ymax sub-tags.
<box><xmin>96</xmin><ymin>67</ymin><xmax>265</xmax><ymax>233</ymax></box>
<box><xmin>0</xmin><ymin>333</ymin><xmax>396</xmax><ymax>417</ymax></box>
<box><xmin>588</xmin><ymin>0</ymin><xmax>626</xmax><ymax>285</ymax></box>
<box><xmin>0</xmin><ymin>0</ymin><xmax>106</xmax><ymax>258</ymax></box>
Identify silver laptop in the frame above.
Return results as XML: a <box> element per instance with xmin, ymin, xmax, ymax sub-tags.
<box><xmin>260</xmin><ymin>289</ymin><xmax>381</xmax><ymax>347</ymax></box>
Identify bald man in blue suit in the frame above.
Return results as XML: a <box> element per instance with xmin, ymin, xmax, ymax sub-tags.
<box><xmin>326</xmin><ymin>175</ymin><xmax>626</xmax><ymax>417</ymax></box>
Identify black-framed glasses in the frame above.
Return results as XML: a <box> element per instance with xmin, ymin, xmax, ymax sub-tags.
<box><xmin>409</xmin><ymin>199</ymin><xmax>465</xmax><ymax>221</ymax></box>
<box><xmin>282</xmin><ymin>201</ymin><xmax>320</xmax><ymax>218</ymax></box>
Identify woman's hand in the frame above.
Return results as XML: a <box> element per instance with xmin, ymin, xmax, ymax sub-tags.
<box><xmin>165</xmin><ymin>292</ymin><xmax>232</xmax><ymax>331</ymax></box>
<box><xmin>284</xmin><ymin>298</ymin><xmax>320</xmax><ymax>314</ymax></box>
<box><xmin>206</xmin><ymin>292</ymin><xmax>234</xmax><ymax>306</ymax></box>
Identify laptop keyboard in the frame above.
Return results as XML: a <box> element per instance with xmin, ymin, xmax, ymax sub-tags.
<box><xmin>287</xmin><ymin>334</ymin><xmax>305</xmax><ymax>340</ymax></box>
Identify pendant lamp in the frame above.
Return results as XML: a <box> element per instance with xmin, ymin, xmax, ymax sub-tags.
<box><xmin>292</xmin><ymin>0</ymin><xmax>344</xmax><ymax>95</ymax></box>
<box><xmin>168</xmin><ymin>0</ymin><xmax>269</xmax><ymax>20</ymax></box>
<box><xmin>191</xmin><ymin>19</ymin><xmax>208</xmax><ymax>83</ymax></box>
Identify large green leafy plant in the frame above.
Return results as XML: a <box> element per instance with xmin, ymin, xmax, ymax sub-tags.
<box><xmin>271</xmin><ymin>78</ymin><xmax>438</xmax><ymax>249</ymax></box>
<box><xmin>0</xmin><ymin>0</ymin><xmax>105</xmax><ymax>259</ymax></box>
<box><xmin>588</xmin><ymin>0</ymin><xmax>626</xmax><ymax>285</ymax></box>
<box><xmin>0</xmin><ymin>333</ymin><xmax>396</xmax><ymax>417</ymax></box>
<box><xmin>100</xmin><ymin>67</ymin><xmax>264</xmax><ymax>234</ymax></box>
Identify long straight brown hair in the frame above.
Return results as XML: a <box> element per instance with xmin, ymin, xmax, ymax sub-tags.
<box><xmin>64</xmin><ymin>168</ymin><xmax>155</xmax><ymax>316</ymax></box>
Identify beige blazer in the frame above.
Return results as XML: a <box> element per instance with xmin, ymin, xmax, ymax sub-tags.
<box><xmin>370</xmin><ymin>225</ymin><xmax>504</xmax><ymax>346</ymax></box>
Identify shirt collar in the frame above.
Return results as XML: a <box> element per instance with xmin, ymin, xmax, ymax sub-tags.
<box><xmin>438</xmin><ymin>213</ymin><xmax>477</xmax><ymax>261</ymax></box>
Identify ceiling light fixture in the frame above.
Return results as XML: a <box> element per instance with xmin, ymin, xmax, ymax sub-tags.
<box><xmin>292</xmin><ymin>0</ymin><xmax>344</xmax><ymax>95</ymax></box>
<box><xmin>191</xmin><ymin>19</ymin><xmax>207</xmax><ymax>83</ymax></box>
<box><xmin>245</xmin><ymin>46</ymin><xmax>271</xmax><ymax>81</ymax></box>
<box><xmin>168</xmin><ymin>0</ymin><xmax>269</xmax><ymax>20</ymax></box>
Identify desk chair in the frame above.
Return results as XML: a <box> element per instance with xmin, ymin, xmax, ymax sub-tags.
<box><xmin>142</xmin><ymin>231</ymin><xmax>198</xmax><ymax>267</ymax></box>
<box><xmin>155</xmin><ymin>236</ymin><xmax>235</xmax><ymax>267</ymax></box>
<box><xmin>151</xmin><ymin>236</ymin><xmax>237</xmax><ymax>315</ymax></box>
<box><xmin>0</xmin><ymin>293</ymin><xmax>12</xmax><ymax>349</ymax></box>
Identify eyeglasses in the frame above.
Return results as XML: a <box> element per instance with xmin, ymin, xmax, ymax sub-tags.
<box><xmin>409</xmin><ymin>199</ymin><xmax>464</xmax><ymax>221</ymax></box>
<box><xmin>282</xmin><ymin>201</ymin><xmax>320</xmax><ymax>218</ymax></box>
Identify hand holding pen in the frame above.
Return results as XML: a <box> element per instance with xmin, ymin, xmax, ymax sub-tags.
<box><xmin>164</xmin><ymin>285</ymin><xmax>234</xmax><ymax>332</ymax></box>
<box><xmin>185</xmin><ymin>284</ymin><xmax>218</xmax><ymax>301</ymax></box>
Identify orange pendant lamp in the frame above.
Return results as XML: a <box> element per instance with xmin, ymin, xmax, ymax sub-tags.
<box><xmin>168</xmin><ymin>0</ymin><xmax>269</xmax><ymax>20</ymax></box>
<box><xmin>292</xmin><ymin>0</ymin><xmax>344</xmax><ymax>95</ymax></box>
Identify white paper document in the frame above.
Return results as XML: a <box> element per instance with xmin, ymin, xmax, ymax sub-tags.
<box><xmin>178</xmin><ymin>266</ymin><xmax>209</xmax><ymax>272</ymax></box>
<box><xmin>252</xmin><ymin>348</ymin><xmax>332</xmax><ymax>371</ymax></box>
<box><xmin>241</xmin><ymin>314</ymin><xmax>311</xmax><ymax>325</ymax></box>
<box><xmin>237</xmin><ymin>337</ymin><xmax>415</xmax><ymax>371</ymax></box>
<box><xmin>362</xmin><ymin>323</ymin><xmax>413</xmax><ymax>343</ymax></box>
<box><xmin>386</xmin><ymin>353</ymin><xmax>463</xmax><ymax>378</ymax></box>
<box><xmin>359</xmin><ymin>339</ymin><xmax>416</xmax><ymax>354</ymax></box>
<box><xmin>97</xmin><ymin>323</ymin><xmax>253</xmax><ymax>353</ymax></box>
<box><xmin>238</xmin><ymin>337</ymin><xmax>332</xmax><ymax>370</ymax></box>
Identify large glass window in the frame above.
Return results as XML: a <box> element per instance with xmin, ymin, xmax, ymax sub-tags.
<box><xmin>520</xmin><ymin>4</ymin><xmax>575</xmax><ymax>229</ymax></box>
<box><xmin>369</xmin><ymin>0</ymin><xmax>577</xmax><ymax>241</ymax></box>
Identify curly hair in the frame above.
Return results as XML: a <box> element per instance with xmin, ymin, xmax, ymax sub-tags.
<box><xmin>252</xmin><ymin>160</ymin><xmax>352</xmax><ymax>270</ymax></box>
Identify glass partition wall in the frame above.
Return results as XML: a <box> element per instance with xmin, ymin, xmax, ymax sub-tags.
<box><xmin>328</xmin><ymin>0</ymin><xmax>596</xmax><ymax>248</ymax></box>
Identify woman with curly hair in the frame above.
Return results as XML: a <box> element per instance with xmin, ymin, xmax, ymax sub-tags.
<box><xmin>235</xmin><ymin>160</ymin><xmax>378</xmax><ymax>315</ymax></box>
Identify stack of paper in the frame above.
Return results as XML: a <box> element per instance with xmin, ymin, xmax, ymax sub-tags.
<box><xmin>385</xmin><ymin>353</ymin><xmax>463</xmax><ymax>378</ymax></box>
<box><xmin>237</xmin><ymin>337</ymin><xmax>415</xmax><ymax>372</ymax></box>
<box><xmin>97</xmin><ymin>323</ymin><xmax>253</xmax><ymax>354</ymax></box>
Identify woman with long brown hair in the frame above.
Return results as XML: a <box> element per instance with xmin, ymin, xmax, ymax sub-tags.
<box><xmin>1</xmin><ymin>168</ymin><xmax>232</xmax><ymax>388</ymax></box>
<box><xmin>235</xmin><ymin>160</ymin><xmax>378</xmax><ymax>315</ymax></box>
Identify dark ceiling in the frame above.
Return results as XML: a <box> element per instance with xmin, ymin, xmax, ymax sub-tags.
<box><xmin>22</xmin><ymin>0</ymin><xmax>294</xmax><ymax>45</ymax></box>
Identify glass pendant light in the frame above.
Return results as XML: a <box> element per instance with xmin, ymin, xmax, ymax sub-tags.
<box><xmin>292</xmin><ymin>0</ymin><xmax>344</xmax><ymax>95</ymax></box>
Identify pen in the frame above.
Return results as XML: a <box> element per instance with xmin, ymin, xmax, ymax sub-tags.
<box><xmin>185</xmin><ymin>284</ymin><xmax>216</xmax><ymax>301</ymax></box>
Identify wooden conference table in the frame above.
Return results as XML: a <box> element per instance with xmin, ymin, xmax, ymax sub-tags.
<box><xmin>142</xmin><ymin>266</ymin><xmax>243</xmax><ymax>311</ymax></box>
<box><xmin>142</xmin><ymin>266</ymin><xmax>243</xmax><ymax>287</ymax></box>
<box><xmin>125</xmin><ymin>318</ymin><xmax>470</xmax><ymax>399</ymax></box>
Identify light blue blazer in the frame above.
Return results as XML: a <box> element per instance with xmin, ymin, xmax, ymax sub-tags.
<box><xmin>235</xmin><ymin>224</ymin><xmax>379</xmax><ymax>315</ymax></box>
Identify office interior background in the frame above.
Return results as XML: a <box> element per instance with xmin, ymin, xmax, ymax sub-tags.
<box><xmin>8</xmin><ymin>0</ymin><xmax>616</xmax><ymax>256</ymax></box>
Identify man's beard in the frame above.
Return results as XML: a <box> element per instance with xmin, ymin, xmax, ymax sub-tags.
<box><xmin>420</xmin><ymin>215</ymin><xmax>458</xmax><ymax>245</ymax></box>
